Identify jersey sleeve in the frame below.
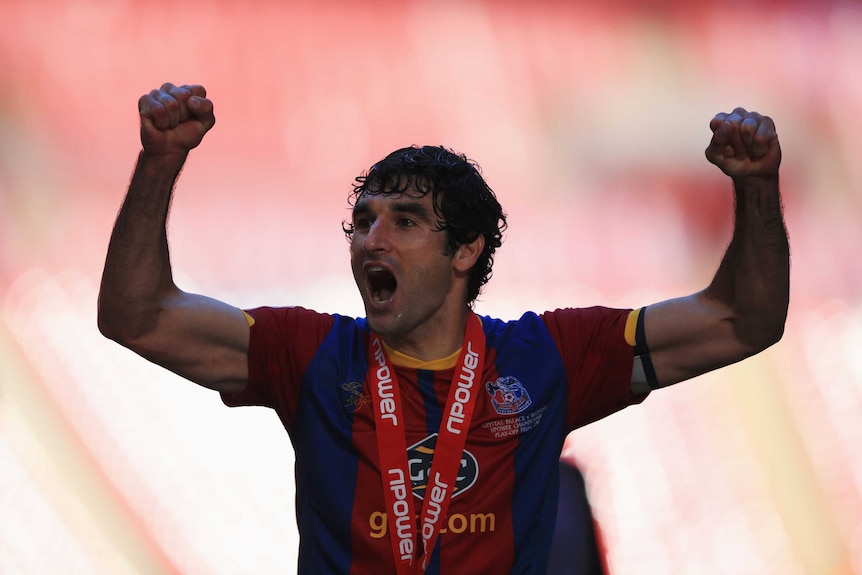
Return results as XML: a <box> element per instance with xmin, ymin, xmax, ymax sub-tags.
<box><xmin>220</xmin><ymin>306</ymin><xmax>335</xmax><ymax>427</ymax></box>
<box><xmin>542</xmin><ymin>306</ymin><xmax>649</xmax><ymax>430</ymax></box>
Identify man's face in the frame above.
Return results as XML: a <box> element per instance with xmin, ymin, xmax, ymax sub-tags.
<box><xmin>350</xmin><ymin>189</ymin><xmax>466</xmax><ymax>347</ymax></box>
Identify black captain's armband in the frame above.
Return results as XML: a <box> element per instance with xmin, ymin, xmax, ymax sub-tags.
<box><xmin>628</xmin><ymin>307</ymin><xmax>660</xmax><ymax>393</ymax></box>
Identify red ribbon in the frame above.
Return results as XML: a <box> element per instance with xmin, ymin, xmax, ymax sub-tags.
<box><xmin>367</xmin><ymin>313</ymin><xmax>485</xmax><ymax>574</ymax></box>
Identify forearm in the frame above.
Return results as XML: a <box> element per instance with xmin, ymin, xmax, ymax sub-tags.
<box><xmin>642</xmin><ymin>109</ymin><xmax>787</xmax><ymax>387</ymax></box>
<box><xmin>98</xmin><ymin>151</ymin><xmax>188</xmax><ymax>342</ymax></box>
<box><xmin>707</xmin><ymin>175</ymin><xmax>789</xmax><ymax>350</ymax></box>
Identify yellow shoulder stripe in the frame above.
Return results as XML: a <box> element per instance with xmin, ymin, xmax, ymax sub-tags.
<box><xmin>624</xmin><ymin>308</ymin><xmax>641</xmax><ymax>347</ymax></box>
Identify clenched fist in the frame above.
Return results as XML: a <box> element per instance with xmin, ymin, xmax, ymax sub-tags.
<box><xmin>705</xmin><ymin>108</ymin><xmax>780</xmax><ymax>180</ymax></box>
<box><xmin>138</xmin><ymin>83</ymin><xmax>216</xmax><ymax>157</ymax></box>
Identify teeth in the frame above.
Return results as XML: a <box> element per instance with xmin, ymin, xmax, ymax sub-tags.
<box><xmin>366</xmin><ymin>264</ymin><xmax>396</xmax><ymax>304</ymax></box>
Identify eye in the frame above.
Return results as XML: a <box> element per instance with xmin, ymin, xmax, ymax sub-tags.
<box><xmin>353</xmin><ymin>216</ymin><xmax>372</xmax><ymax>233</ymax></box>
<box><xmin>397</xmin><ymin>217</ymin><xmax>416</xmax><ymax>228</ymax></box>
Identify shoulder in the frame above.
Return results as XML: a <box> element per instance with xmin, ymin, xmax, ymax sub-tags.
<box><xmin>540</xmin><ymin>306</ymin><xmax>634</xmax><ymax>338</ymax></box>
<box><xmin>476</xmin><ymin>312</ymin><xmax>552</xmax><ymax>351</ymax></box>
<box><xmin>479</xmin><ymin>308</ymin><xmax>634</xmax><ymax>338</ymax></box>
<box><xmin>245</xmin><ymin>306</ymin><xmax>369</xmax><ymax>351</ymax></box>
<box><xmin>245</xmin><ymin>305</ymin><xmax>353</xmax><ymax>330</ymax></box>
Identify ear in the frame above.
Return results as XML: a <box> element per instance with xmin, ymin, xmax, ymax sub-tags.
<box><xmin>453</xmin><ymin>234</ymin><xmax>485</xmax><ymax>274</ymax></box>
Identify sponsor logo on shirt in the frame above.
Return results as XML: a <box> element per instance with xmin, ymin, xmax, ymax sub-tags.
<box><xmin>408</xmin><ymin>434</ymin><xmax>478</xmax><ymax>500</ymax></box>
<box><xmin>485</xmin><ymin>376</ymin><xmax>532</xmax><ymax>415</ymax></box>
<box><xmin>369</xmin><ymin>434</ymin><xmax>493</xmax><ymax>541</ymax></box>
<box><xmin>369</xmin><ymin>509</ymin><xmax>496</xmax><ymax>540</ymax></box>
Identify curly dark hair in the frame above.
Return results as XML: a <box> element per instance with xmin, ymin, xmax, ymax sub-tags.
<box><xmin>343</xmin><ymin>145</ymin><xmax>507</xmax><ymax>305</ymax></box>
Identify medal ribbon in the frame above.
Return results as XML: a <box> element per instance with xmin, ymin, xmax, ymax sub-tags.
<box><xmin>367</xmin><ymin>313</ymin><xmax>485</xmax><ymax>575</ymax></box>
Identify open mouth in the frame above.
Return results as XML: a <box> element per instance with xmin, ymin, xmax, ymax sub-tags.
<box><xmin>367</xmin><ymin>266</ymin><xmax>397</xmax><ymax>303</ymax></box>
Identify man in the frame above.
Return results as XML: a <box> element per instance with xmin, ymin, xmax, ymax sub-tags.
<box><xmin>98</xmin><ymin>83</ymin><xmax>789</xmax><ymax>574</ymax></box>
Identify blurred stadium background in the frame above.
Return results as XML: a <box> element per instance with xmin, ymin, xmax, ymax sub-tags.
<box><xmin>1</xmin><ymin>1</ymin><xmax>860</xmax><ymax>573</ymax></box>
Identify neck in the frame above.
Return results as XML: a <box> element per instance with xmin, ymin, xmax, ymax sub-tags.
<box><xmin>381</xmin><ymin>309</ymin><xmax>472</xmax><ymax>362</ymax></box>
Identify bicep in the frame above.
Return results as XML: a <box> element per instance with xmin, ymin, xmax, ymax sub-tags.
<box><xmin>125</xmin><ymin>290</ymin><xmax>251</xmax><ymax>393</ymax></box>
<box><xmin>643</xmin><ymin>291</ymin><xmax>758</xmax><ymax>387</ymax></box>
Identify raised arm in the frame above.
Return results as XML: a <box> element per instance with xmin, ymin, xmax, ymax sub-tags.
<box><xmin>640</xmin><ymin>108</ymin><xmax>789</xmax><ymax>388</ymax></box>
<box><xmin>98</xmin><ymin>83</ymin><xmax>250</xmax><ymax>393</ymax></box>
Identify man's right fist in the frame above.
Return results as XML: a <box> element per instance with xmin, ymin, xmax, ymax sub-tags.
<box><xmin>138</xmin><ymin>83</ymin><xmax>215</xmax><ymax>157</ymax></box>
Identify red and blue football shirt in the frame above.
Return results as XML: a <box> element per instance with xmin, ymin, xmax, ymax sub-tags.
<box><xmin>222</xmin><ymin>306</ymin><xmax>647</xmax><ymax>574</ymax></box>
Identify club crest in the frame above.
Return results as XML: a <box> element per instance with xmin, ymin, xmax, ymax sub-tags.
<box><xmin>485</xmin><ymin>376</ymin><xmax>532</xmax><ymax>415</ymax></box>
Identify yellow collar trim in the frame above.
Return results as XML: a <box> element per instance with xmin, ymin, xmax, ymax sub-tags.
<box><xmin>383</xmin><ymin>342</ymin><xmax>461</xmax><ymax>370</ymax></box>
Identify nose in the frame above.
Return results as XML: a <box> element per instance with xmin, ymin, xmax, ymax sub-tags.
<box><xmin>362</xmin><ymin>219</ymin><xmax>392</xmax><ymax>254</ymax></box>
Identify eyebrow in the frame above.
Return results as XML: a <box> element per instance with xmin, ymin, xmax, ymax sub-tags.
<box><xmin>352</xmin><ymin>198</ymin><xmax>432</xmax><ymax>222</ymax></box>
